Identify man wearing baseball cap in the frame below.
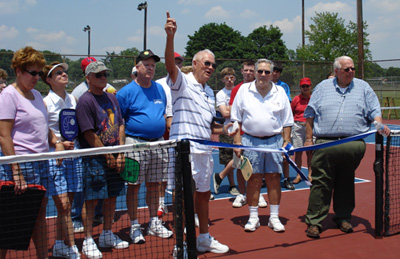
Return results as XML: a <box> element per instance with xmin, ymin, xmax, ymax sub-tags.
<box><xmin>76</xmin><ymin>61</ymin><xmax>129</xmax><ymax>258</ymax></box>
<box><xmin>71</xmin><ymin>57</ymin><xmax>116</xmax><ymax>100</ymax></box>
<box><xmin>117</xmin><ymin>49</ymin><xmax>172</xmax><ymax>244</ymax></box>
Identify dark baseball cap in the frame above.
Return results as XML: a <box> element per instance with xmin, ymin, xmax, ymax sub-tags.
<box><xmin>136</xmin><ymin>49</ymin><xmax>160</xmax><ymax>63</ymax></box>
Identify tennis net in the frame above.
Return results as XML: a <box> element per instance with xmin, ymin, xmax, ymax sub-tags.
<box><xmin>375</xmin><ymin>131</ymin><xmax>400</xmax><ymax>237</ymax></box>
<box><xmin>0</xmin><ymin>139</ymin><xmax>196</xmax><ymax>259</ymax></box>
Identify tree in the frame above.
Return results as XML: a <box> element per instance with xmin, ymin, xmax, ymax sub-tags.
<box><xmin>296</xmin><ymin>12</ymin><xmax>371</xmax><ymax>62</ymax></box>
<box><xmin>247</xmin><ymin>25</ymin><xmax>289</xmax><ymax>60</ymax></box>
<box><xmin>102</xmin><ymin>47</ymin><xmax>140</xmax><ymax>79</ymax></box>
<box><xmin>0</xmin><ymin>49</ymin><xmax>15</xmax><ymax>78</ymax></box>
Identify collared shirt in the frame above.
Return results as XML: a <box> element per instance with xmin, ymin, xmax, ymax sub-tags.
<box><xmin>231</xmin><ymin>81</ymin><xmax>293</xmax><ymax>137</ymax></box>
<box><xmin>304</xmin><ymin>77</ymin><xmax>381</xmax><ymax>137</ymax></box>
<box><xmin>167</xmin><ymin>70</ymin><xmax>215</xmax><ymax>153</ymax></box>
<box><xmin>44</xmin><ymin>90</ymin><xmax>77</xmax><ymax>140</ymax></box>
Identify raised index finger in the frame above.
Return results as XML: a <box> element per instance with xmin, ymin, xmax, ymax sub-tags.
<box><xmin>166</xmin><ymin>11</ymin><xmax>170</xmax><ymax>19</ymax></box>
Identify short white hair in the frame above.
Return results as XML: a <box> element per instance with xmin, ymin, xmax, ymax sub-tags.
<box><xmin>333</xmin><ymin>56</ymin><xmax>353</xmax><ymax>70</ymax></box>
<box><xmin>255</xmin><ymin>58</ymin><xmax>274</xmax><ymax>71</ymax></box>
<box><xmin>192</xmin><ymin>49</ymin><xmax>215</xmax><ymax>66</ymax></box>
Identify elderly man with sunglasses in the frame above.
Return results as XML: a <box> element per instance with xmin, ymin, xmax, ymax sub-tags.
<box><xmin>304</xmin><ymin>56</ymin><xmax>390</xmax><ymax>239</ymax></box>
<box><xmin>76</xmin><ymin>61</ymin><xmax>128</xmax><ymax>259</ymax></box>
<box><xmin>231</xmin><ymin>58</ymin><xmax>293</xmax><ymax>233</ymax></box>
<box><xmin>165</xmin><ymin>12</ymin><xmax>231</xmax><ymax>254</ymax></box>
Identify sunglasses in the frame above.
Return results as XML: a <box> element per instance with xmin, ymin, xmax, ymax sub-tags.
<box><xmin>203</xmin><ymin>61</ymin><xmax>217</xmax><ymax>69</ymax></box>
<box><xmin>54</xmin><ymin>70</ymin><xmax>68</xmax><ymax>76</ymax></box>
<box><xmin>0</xmin><ymin>80</ymin><xmax>6</xmax><ymax>85</ymax></box>
<box><xmin>94</xmin><ymin>72</ymin><xmax>109</xmax><ymax>79</ymax></box>
<box><xmin>24</xmin><ymin>70</ymin><xmax>44</xmax><ymax>77</ymax></box>
<box><xmin>257</xmin><ymin>70</ymin><xmax>271</xmax><ymax>75</ymax></box>
<box><xmin>300</xmin><ymin>85</ymin><xmax>311</xmax><ymax>88</ymax></box>
<box><xmin>223</xmin><ymin>76</ymin><xmax>236</xmax><ymax>81</ymax></box>
<box><xmin>343</xmin><ymin>67</ymin><xmax>356</xmax><ymax>72</ymax></box>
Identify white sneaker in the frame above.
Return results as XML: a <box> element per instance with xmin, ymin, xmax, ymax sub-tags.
<box><xmin>73</xmin><ymin>221</ymin><xmax>84</xmax><ymax>233</ymax></box>
<box><xmin>148</xmin><ymin>220</ymin><xmax>173</xmax><ymax>238</ymax></box>
<box><xmin>53</xmin><ymin>241</ymin><xmax>69</xmax><ymax>258</ymax></box>
<box><xmin>194</xmin><ymin>213</ymin><xmax>199</xmax><ymax>227</ymax></box>
<box><xmin>82</xmin><ymin>239</ymin><xmax>102</xmax><ymax>259</ymax></box>
<box><xmin>268</xmin><ymin>217</ymin><xmax>285</xmax><ymax>232</ymax></box>
<box><xmin>130</xmin><ymin>224</ymin><xmax>145</xmax><ymax>244</ymax></box>
<box><xmin>232</xmin><ymin>194</ymin><xmax>247</xmax><ymax>208</ymax></box>
<box><xmin>98</xmin><ymin>232</ymin><xmax>129</xmax><ymax>249</ymax></box>
<box><xmin>69</xmin><ymin>245</ymin><xmax>81</xmax><ymax>259</ymax></box>
<box><xmin>196</xmin><ymin>236</ymin><xmax>229</xmax><ymax>254</ymax></box>
<box><xmin>244</xmin><ymin>217</ymin><xmax>260</xmax><ymax>232</ymax></box>
<box><xmin>258</xmin><ymin>194</ymin><xmax>268</xmax><ymax>208</ymax></box>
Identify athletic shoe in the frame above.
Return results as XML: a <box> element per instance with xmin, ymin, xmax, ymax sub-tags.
<box><xmin>53</xmin><ymin>241</ymin><xmax>69</xmax><ymax>258</ymax></box>
<box><xmin>130</xmin><ymin>224</ymin><xmax>145</xmax><ymax>244</ymax></box>
<box><xmin>172</xmin><ymin>242</ymin><xmax>188</xmax><ymax>259</ymax></box>
<box><xmin>69</xmin><ymin>245</ymin><xmax>81</xmax><ymax>259</ymax></box>
<box><xmin>157</xmin><ymin>203</ymin><xmax>167</xmax><ymax>218</ymax></box>
<box><xmin>232</xmin><ymin>194</ymin><xmax>247</xmax><ymax>208</ymax></box>
<box><xmin>283</xmin><ymin>178</ymin><xmax>295</xmax><ymax>190</ymax></box>
<box><xmin>73</xmin><ymin>221</ymin><xmax>84</xmax><ymax>233</ymax></box>
<box><xmin>258</xmin><ymin>194</ymin><xmax>268</xmax><ymax>208</ymax></box>
<box><xmin>268</xmin><ymin>217</ymin><xmax>285</xmax><ymax>232</ymax></box>
<box><xmin>194</xmin><ymin>213</ymin><xmax>200</xmax><ymax>227</ymax></box>
<box><xmin>98</xmin><ymin>232</ymin><xmax>129</xmax><ymax>249</ymax></box>
<box><xmin>213</xmin><ymin>173</ymin><xmax>222</xmax><ymax>194</ymax></box>
<box><xmin>209</xmin><ymin>193</ymin><xmax>214</xmax><ymax>200</ymax></box>
<box><xmin>82</xmin><ymin>239</ymin><xmax>102</xmax><ymax>259</ymax></box>
<box><xmin>229</xmin><ymin>186</ymin><xmax>240</xmax><ymax>196</ymax></box>
<box><xmin>148</xmin><ymin>220</ymin><xmax>173</xmax><ymax>238</ymax></box>
<box><xmin>197</xmin><ymin>236</ymin><xmax>229</xmax><ymax>254</ymax></box>
<box><xmin>244</xmin><ymin>217</ymin><xmax>260</xmax><ymax>232</ymax></box>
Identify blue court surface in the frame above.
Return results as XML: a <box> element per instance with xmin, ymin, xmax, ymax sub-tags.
<box><xmin>46</xmin><ymin>125</ymin><xmax>400</xmax><ymax>217</ymax></box>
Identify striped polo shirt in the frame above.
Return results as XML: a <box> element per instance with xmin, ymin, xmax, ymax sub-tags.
<box><xmin>167</xmin><ymin>70</ymin><xmax>215</xmax><ymax>153</ymax></box>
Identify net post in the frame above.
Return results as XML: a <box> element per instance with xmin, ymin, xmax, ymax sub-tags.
<box><xmin>374</xmin><ymin>132</ymin><xmax>384</xmax><ymax>238</ymax></box>
<box><xmin>176</xmin><ymin>140</ymin><xmax>197</xmax><ymax>258</ymax></box>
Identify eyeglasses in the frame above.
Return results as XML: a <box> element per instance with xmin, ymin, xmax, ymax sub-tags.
<box><xmin>300</xmin><ymin>85</ymin><xmax>311</xmax><ymax>88</ymax></box>
<box><xmin>94</xmin><ymin>72</ymin><xmax>109</xmax><ymax>79</ymax></box>
<box><xmin>343</xmin><ymin>67</ymin><xmax>355</xmax><ymax>72</ymax></box>
<box><xmin>203</xmin><ymin>61</ymin><xmax>217</xmax><ymax>69</ymax></box>
<box><xmin>24</xmin><ymin>70</ymin><xmax>44</xmax><ymax>77</ymax></box>
<box><xmin>257</xmin><ymin>70</ymin><xmax>271</xmax><ymax>75</ymax></box>
<box><xmin>223</xmin><ymin>76</ymin><xmax>236</xmax><ymax>81</ymax></box>
<box><xmin>54</xmin><ymin>70</ymin><xmax>68</xmax><ymax>76</ymax></box>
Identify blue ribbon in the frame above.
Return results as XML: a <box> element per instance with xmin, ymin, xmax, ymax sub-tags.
<box><xmin>183</xmin><ymin>130</ymin><xmax>377</xmax><ymax>187</ymax></box>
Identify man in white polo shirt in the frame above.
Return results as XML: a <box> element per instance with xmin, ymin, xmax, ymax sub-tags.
<box><xmin>231</xmin><ymin>58</ymin><xmax>293</xmax><ymax>233</ymax></box>
<box><xmin>164</xmin><ymin>12</ymin><xmax>230</xmax><ymax>254</ymax></box>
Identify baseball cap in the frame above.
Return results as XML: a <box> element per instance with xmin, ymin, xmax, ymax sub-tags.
<box><xmin>300</xmin><ymin>77</ymin><xmax>312</xmax><ymax>86</ymax></box>
<box><xmin>85</xmin><ymin>61</ymin><xmax>112</xmax><ymax>76</ymax></box>
<box><xmin>136</xmin><ymin>49</ymin><xmax>160</xmax><ymax>64</ymax></box>
<box><xmin>174</xmin><ymin>52</ymin><xmax>184</xmax><ymax>61</ymax></box>
<box><xmin>81</xmin><ymin>57</ymin><xmax>97</xmax><ymax>72</ymax></box>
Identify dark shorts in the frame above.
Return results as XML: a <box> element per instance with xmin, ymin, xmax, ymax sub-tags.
<box><xmin>219</xmin><ymin>134</ymin><xmax>233</xmax><ymax>165</ymax></box>
<box><xmin>82</xmin><ymin>156</ymin><xmax>125</xmax><ymax>201</ymax></box>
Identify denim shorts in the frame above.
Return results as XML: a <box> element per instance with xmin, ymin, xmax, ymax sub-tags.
<box><xmin>82</xmin><ymin>156</ymin><xmax>125</xmax><ymax>201</ymax></box>
<box><xmin>47</xmin><ymin>158</ymin><xmax>83</xmax><ymax>196</ymax></box>
<box><xmin>242</xmin><ymin>134</ymin><xmax>283</xmax><ymax>174</ymax></box>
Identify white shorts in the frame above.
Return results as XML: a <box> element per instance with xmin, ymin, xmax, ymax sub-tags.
<box><xmin>191</xmin><ymin>153</ymin><xmax>213</xmax><ymax>193</ymax></box>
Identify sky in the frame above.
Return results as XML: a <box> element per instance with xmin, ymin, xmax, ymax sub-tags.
<box><xmin>0</xmin><ymin>0</ymin><xmax>399</xmax><ymax>68</ymax></box>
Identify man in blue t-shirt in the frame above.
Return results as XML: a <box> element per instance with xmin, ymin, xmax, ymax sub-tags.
<box><xmin>116</xmin><ymin>49</ymin><xmax>172</xmax><ymax>244</ymax></box>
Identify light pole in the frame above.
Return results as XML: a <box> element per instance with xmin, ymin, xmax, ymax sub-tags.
<box><xmin>137</xmin><ymin>1</ymin><xmax>148</xmax><ymax>50</ymax></box>
<box><xmin>83</xmin><ymin>25</ymin><xmax>91</xmax><ymax>57</ymax></box>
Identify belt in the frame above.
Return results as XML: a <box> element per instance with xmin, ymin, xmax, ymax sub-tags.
<box><xmin>247</xmin><ymin>133</ymin><xmax>278</xmax><ymax>140</ymax></box>
<box><xmin>316</xmin><ymin>136</ymin><xmax>349</xmax><ymax>140</ymax></box>
<box><xmin>126</xmin><ymin>134</ymin><xmax>159</xmax><ymax>142</ymax></box>
<box><xmin>295</xmin><ymin>121</ymin><xmax>306</xmax><ymax>126</ymax></box>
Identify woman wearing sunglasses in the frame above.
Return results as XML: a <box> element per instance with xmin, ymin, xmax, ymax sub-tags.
<box><xmin>0</xmin><ymin>46</ymin><xmax>64</xmax><ymax>259</ymax></box>
<box><xmin>41</xmin><ymin>61</ymin><xmax>81</xmax><ymax>259</ymax></box>
<box><xmin>291</xmin><ymin>77</ymin><xmax>313</xmax><ymax>184</ymax></box>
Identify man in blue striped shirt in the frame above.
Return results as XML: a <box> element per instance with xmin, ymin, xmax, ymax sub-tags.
<box><xmin>303</xmin><ymin>56</ymin><xmax>390</xmax><ymax>239</ymax></box>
